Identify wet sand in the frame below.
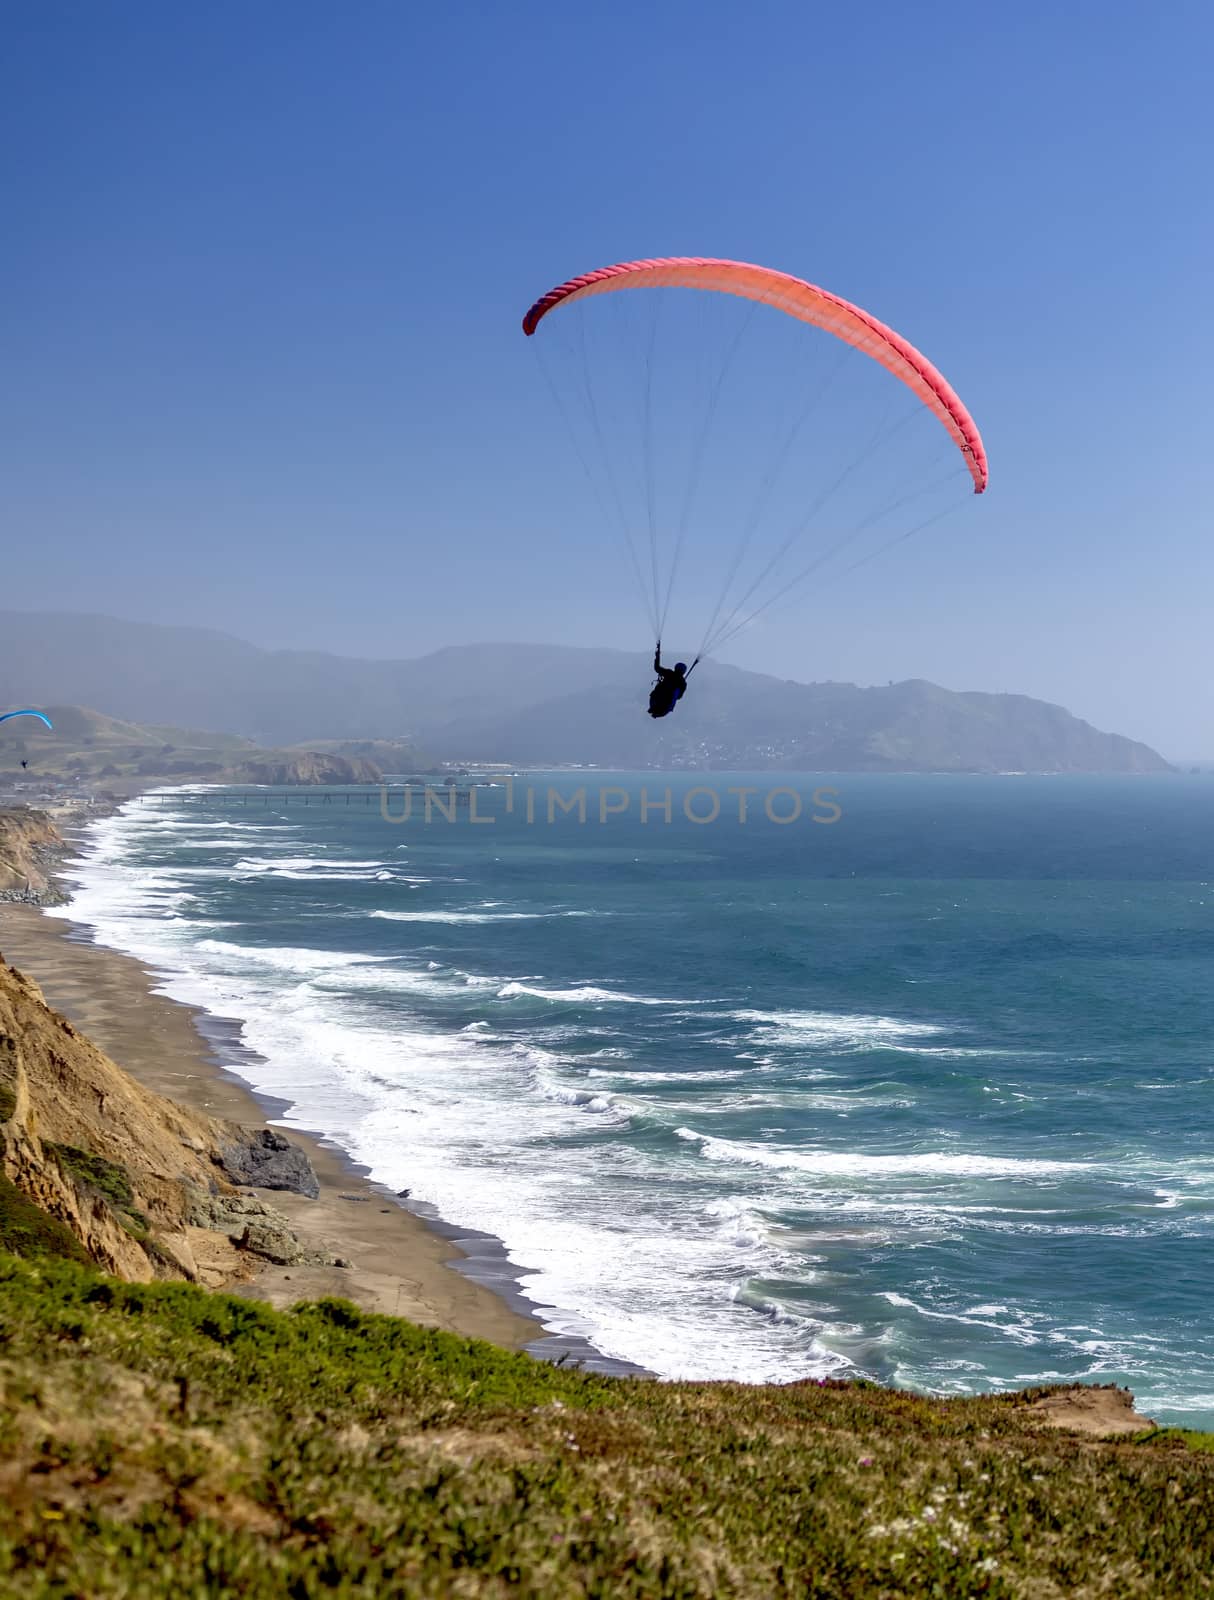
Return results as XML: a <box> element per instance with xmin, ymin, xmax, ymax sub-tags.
<box><xmin>0</xmin><ymin>902</ymin><xmax>544</xmax><ymax>1352</ymax></box>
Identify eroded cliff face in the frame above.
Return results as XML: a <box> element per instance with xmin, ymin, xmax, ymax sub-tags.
<box><xmin>0</xmin><ymin>954</ymin><xmax>326</xmax><ymax>1286</ymax></box>
<box><xmin>0</xmin><ymin>808</ymin><xmax>63</xmax><ymax>899</ymax></box>
<box><xmin>232</xmin><ymin>753</ymin><xmax>382</xmax><ymax>785</ymax></box>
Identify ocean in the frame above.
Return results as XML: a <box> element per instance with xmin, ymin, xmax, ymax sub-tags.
<box><xmin>50</xmin><ymin>773</ymin><xmax>1214</xmax><ymax>1425</ymax></box>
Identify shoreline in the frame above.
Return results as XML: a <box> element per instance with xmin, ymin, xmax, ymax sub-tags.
<box><xmin>0</xmin><ymin>892</ymin><xmax>644</xmax><ymax>1375</ymax></box>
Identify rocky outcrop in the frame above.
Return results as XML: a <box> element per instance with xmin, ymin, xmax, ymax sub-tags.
<box><xmin>216</xmin><ymin>1127</ymin><xmax>320</xmax><ymax>1197</ymax></box>
<box><xmin>1020</xmin><ymin>1384</ymin><xmax>1156</xmax><ymax>1436</ymax></box>
<box><xmin>0</xmin><ymin>952</ymin><xmax>321</xmax><ymax>1285</ymax></box>
<box><xmin>231</xmin><ymin>752</ymin><xmax>382</xmax><ymax>786</ymax></box>
<box><xmin>184</xmin><ymin>1189</ymin><xmax>336</xmax><ymax>1267</ymax></box>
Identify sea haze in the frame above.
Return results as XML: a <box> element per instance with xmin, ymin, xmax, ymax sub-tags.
<box><xmin>51</xmin><ymin>773</ymin><xmax>1214</xmax><ymax>1425</ymax></box>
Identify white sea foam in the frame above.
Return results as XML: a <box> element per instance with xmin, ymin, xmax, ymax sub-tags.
<box><xmin>371</xmin><ymin>910</ymin><xmax>550</xmax><ymax>924</ymax></box>
<box><xmin>497</xmin><ymin>982</ymin><xmax>675</xmax><ymax>1005</ymax></box>
<box><xmin>370</xmin><ymin>907</ymin><xmax>595</xmax><ymax>924</ymax></box>
<box><xmin>229</xmin><ymin>855</ymin><xmax>396</xmax><ymax>882</ymax></box>
<box><xmin>194</xmin><ymin>940</ymin><xmax>390</xmax><ymax>974</ymax></box>
<box><xmin>587</xmin><ymin>1066</ymin><xmax>753</xmax><ymax>1084</ymax></box>
<box><xmin>674</xmin><ymin>1128</ymin><xmax>1090</xmax><ymax>1179</ymax></box>
<box><xmin>732</xmin><ymin>1008</ymin><xmax>945</xmax><ymax>1048</ymax></box>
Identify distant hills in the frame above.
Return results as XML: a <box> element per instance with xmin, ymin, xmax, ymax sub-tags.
<box><xmin>0</xmin><ymin>611</ymin><xmax>1171</xmax><ymax>774</ymax></box>
<box><xmin>0</xmin><ymin>704</ymin><xmax>382</xmax><ymax>790</ymax></box>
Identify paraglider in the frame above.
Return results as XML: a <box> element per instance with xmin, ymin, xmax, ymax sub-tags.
<box><xmin>648</xmin><ymin>644</ymin><xmax>690</xmax><ymax>719</ymax></box>
<box><xmin>0</xmin><ymin>709</ymin><xmax>53</xmax><ymax>730</ymax></box>
<box><xmin>522</xmin><ymin>256</ymin><xmax>988</xmax><ymax>714</ymax></box>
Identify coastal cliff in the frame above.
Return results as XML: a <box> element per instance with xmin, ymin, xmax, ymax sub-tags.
<box><xmin>0</xmin><ymin>808</ymin><xmax>63</xmax><ymax>901</ymax></box>
<box><xmin>0</xmin><ymin>953</ymin><xmax>327</xmax><ymax>1286</ymax></box>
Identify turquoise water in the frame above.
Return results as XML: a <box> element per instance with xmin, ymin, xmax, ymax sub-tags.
<box><xmin>54</xmin><ymin>774</ymin><xmax>1214</xmax><ymax>1423</ymax></box>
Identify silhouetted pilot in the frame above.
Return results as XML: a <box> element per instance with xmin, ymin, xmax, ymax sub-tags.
<box><xmin>648</xmin><ymin>643</ymin><xmax>689</xmax><ymax>719</ymax></box>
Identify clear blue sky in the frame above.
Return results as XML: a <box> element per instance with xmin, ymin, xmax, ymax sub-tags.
<box><xmin>2</xmin><ymin>1</ymin><xmax>1211</xmax><ymax>754</ymax></box>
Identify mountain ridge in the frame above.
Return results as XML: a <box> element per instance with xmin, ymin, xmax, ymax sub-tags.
<box><xmin>0</xmin><ymin>610</ymin><xmax>1171</xmax><ymax>773</ymax></box>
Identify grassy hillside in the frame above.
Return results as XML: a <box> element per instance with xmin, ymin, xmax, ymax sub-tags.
<box><xmin>0</xmin><ymin>704</ymin><xmax>255</xmax><ymax>785</ymax></box>
<box><xmin>1</xmin><ymin>1248</ymin><xmax>1211</xmax><ymax>1597</ymax></box>
<box><xmin>0</xmin><ymin>706</ymin><xmax>397</xmax><ymax>789</ymax></box>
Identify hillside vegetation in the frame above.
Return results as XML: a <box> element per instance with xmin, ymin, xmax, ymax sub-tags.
<box><xmin>1</xmin><ymin>1250</ymin><xmax>1212</xmax><ymax>1598</ymax></box>
<box><xmin>0</xmin><ymin>704</ymin><xmax>385</xmax><ymax>789</ymax></box>
<box><xmin>0</xmin><ymin>705</ymin><xmax>254</xmax><ymax>787</ymax></box>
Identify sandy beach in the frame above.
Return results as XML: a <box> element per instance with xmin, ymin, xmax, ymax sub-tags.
<box><xmin>0</xmin><ymin>900</ymin><xmax>542</xmax><ymax>1351</ymax></box>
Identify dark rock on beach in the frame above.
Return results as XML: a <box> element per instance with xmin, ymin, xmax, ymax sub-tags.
<box><xmin>216</xmin><ymin>1127</ymin><xmax>320</xmax><ymax>1199</ymax></box>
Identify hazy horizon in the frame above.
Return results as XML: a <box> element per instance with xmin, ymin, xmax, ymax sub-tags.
<box><xmin>0</xmin><ymin>605</ymin><xmax>1200</xmax><ymax>763</ymax></box>
<box><xmin>4</xmin><ymin>4</ymin><xmax>1211</xmax><ymax>757</ymax></box>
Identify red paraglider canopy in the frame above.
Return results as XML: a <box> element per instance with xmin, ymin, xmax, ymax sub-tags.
<box><xmin>523</xmin><ymin>257</ymin><xmax>987</xmax><ymax>494</ymax></box>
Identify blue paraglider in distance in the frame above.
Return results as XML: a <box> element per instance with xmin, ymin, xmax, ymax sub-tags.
<box><xmin>0</xmin><ymin>710</ymin><xmax>53</xmax><ymax>730</ymax></box>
